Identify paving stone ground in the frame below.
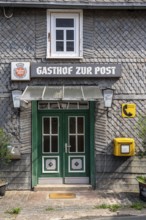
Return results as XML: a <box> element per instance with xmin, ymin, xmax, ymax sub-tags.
<box><xmin>0</xmin><ymin>190</ymin><xmax>146</xmax><ymax>220</ymax></box>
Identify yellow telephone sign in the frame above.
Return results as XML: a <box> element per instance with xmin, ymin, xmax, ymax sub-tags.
<box><xmin>122</xmin><ymin>104</ymin><xmax>136</xmax><ymax>118</ymax></box>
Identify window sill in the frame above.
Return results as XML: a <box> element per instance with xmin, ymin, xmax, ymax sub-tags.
<box><xmin>46</xmin><ymin>56</ymin><xmax>83</xmax><ymax>60</ymax></box>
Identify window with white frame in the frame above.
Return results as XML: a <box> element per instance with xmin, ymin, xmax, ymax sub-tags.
<box><xmin>47</xmin><ymin>10</ymin><xmax>83</xmax><ymax>58</ymax></box>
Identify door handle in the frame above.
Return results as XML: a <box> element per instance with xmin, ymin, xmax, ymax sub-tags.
<box><xmin>65</xmin><ymin>143</ymin><xmax>71</xmax><ymax>153</ymax></box>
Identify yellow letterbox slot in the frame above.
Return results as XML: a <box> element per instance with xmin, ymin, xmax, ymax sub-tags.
<box><xmin>113</xmin><ymin>138</ymin><xmax>135</xmax><ymax>156</ymax></box>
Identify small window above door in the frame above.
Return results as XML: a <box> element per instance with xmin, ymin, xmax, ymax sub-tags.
<box><xmin>47</xmin><ymin>10</ymin><xmax>83</xmax><ymax>59</ymax></box>
<box><xmin>38</xmin><ymin>101</ymin><xmax>89</xmax><ymax>110</ymax></box>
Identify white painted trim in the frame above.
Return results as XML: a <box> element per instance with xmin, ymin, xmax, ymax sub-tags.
<box><xmin>38</xmin><ymin>176</ymin><xmax>89</xmax><ymax>184</ymax></box>
<box><xmin>46</xmin><ymin>9</ymin><xmax>83</xmax><ymax>59</ymax></box>
<box><xmin>42</xmin><ymin>116</ymin><xmax>59</xmax><ymax>154</ymax></box>
<box><xmin>42</xmin><ymin>156</ymin><xmax>60</xmax><ymax>173</ymax></box>
<box><xmin>65</xmin><ymin>177</ymin><xmax>89</xmax><ymax>184</ymax></box>
<box><xmin>68</xmin><ymin>155</ymin><xmax>85</xmax><ymax>173</ymax></box>
<box><xmin>68</xmin><ymin>116</ymin><xmax>85</xmax><ymax>153</ymax></box>
<box><xmin>38</xmin><ymin>177</ymin><xmax>63</xmax><ymax>184</ymax></box>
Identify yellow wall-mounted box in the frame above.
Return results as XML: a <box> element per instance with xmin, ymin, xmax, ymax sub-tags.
<box><xmin>113</xmin><ymin>138</ymin><xmax>135</xmax><ymax>156</ymax></box>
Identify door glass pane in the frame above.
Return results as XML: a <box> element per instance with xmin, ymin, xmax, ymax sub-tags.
<box><xmin>51</xmin><ymin>136</ymin><xmax>58</xmax><ymax>152</ymax></box>
<box><xmin>56</xmin><ymin>18</ymin><xmax>74</xmax><ymax>27</ymax></box>
<box><xmin>77</xmin><ymin>117</ymin><xmax>84</xmax><ymax>133</ymax></box>
<box><xmin>67</xmin><ymin>30</ymin><xmax>74</xmax><ymax>40</ymax></box>
<box><xmin>69</xmin><ymin>117</ymin><xmax>76</xmax><ymax>133</ymax></box>
<box><xmin>52</xmin><ymin>118</ymin><xmax>58</xmax><ymax>134</ymax></box>
<box><xmin>56</xmin><ymin>30</ymin><xmax>63</xmax><ymax>40</ymax></box>
<box><xmin>79</xmin><ymin>102</ymin><xmax>89</xmax><ymax>109</ymax></box>
<box><xmin>69</xmin><ymin>136</ymin><xmax>76</xmax><ymax>152</ymax></box>
<box><xmin>78</xmin><ymin>135</ymin><xmax>84</xmax><ymax>152</ymax></box>
<box><xmin>67</xmin><ymin>42</ymin><xmax>74</xmax><ymax>51</ymax></box>
<box><xmin>56</xmin><ymin>42</ymin><xmax>64</xmax><ymax>51</ymax></box>
<box><xmin>44</xmin><ymin>118</ymin><xmax>50</xmax><ymax>134</ymax></box>
<box><xmin>43</xmin><ymin>136</ymin><xmax>50</xmax><ymax>152</ymax></box>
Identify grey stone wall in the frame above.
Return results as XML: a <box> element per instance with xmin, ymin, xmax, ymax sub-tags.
<box><xmin>95</xmin><ymin>99</ymin><xmax>146</xmax><ymax>191</ymax></box>
<box><xmin>0</xmin><ymin>154</ymin><xmax>31</xmax><ymax>190</ymax></box>
<box><xmin>95</xmin><ymin>155</ymin><xmax>146</xmax><ymax>191</ymax></box>
<box><xmin>0</xmin><ymin>8</ymin><xmax>146</xmax><ymax>190</ymax></box>
<box><xmin>0</xmin><ymin>8</ymin><xmax>36</xmax><ymax>189</ymax></box>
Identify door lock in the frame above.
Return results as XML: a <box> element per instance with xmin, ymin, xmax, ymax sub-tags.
<box><xmin>65</xmin><ymin>143</ymin><xmax>71</xmax><ymax>153</ymax></box>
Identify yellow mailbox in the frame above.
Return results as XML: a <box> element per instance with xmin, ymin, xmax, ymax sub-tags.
<box><xmin>113</xmin><ymin>138</ymin><xmax>135</xmax><ymax>156</ymax></box>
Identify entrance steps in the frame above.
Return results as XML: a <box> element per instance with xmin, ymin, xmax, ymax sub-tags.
<box><xmin>34</xmin><ymin>184</ymin><xmax>92</xmax><ymax>192</ymax></box>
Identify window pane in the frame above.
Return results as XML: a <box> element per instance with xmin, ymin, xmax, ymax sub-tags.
<box><xmin>51</xmin><ymin>136</ymin><xmax>58</xmax><ymax>152</ymax></box>
<box><xmin>69</xmin><ymin>136</ymin><xmax>76</xmax><ymax>152</ymax></box>
<box><xmin>56</xmin><ymin>42</ymin><xmax>64</xmax><ymax>51</ymax></box>
<box><xmin>52</xmin><ymin>118</ymin><xmax>58</xmax><ymax>134</ymax></box>
<box><xmin>49</xmin><ymin>103</ymin><xmax>59</xmax><ymax>109</ymax></box>
<box><xmin>78</xmin><ymin>135</ymin><xmax>84</xmax><ymax>152</ymax></box>
<box><xmin>67</xmin><ymin>30</ymin><xmax>74</xmax><ymax>40</ymax></box>
<box><xmin>79</xmin><ymin>102</ymin><xmax>89</xmax><ymax>109</ymax></box>
<box><xmin>77</xmin><ymin>117</ymin><xmax>83</xmax><ymax>133</ymax></box>
<box><xmin>56</xmin><ymin>30</ymin><xmax>63</xmax><ymax>40</ymax></box>
<box><xmin>38</xmin><ymin>102</ymin><xmax>48</xmax><ymax>110</ymax></box>
<box><xmin>44</xmin><ymin>118</ymin><xmax>50</xmax><ymax>134</ymax></box>
<box><xmin>69</xmin><ymin>117</ymin><xmax>76</xmax><ymax>133</ymax></box>
<box><xmin>56</xmin><ymin>18</ymin><xmax>74</xmax><ymax>27</ymax></box>
<box><xmin>67</xmin><ymin>42</ymin><xmax>74</xmax><ymax>51</ymax></box>
<box><xmin>43</xmin><ymin>136</ymin><xmax>50</xmax><ymax>152</ymax></box>
<box><xmin>68</xmin><ymin>102</ymin><xmax>78</xmax><ymax>109</ymax></box>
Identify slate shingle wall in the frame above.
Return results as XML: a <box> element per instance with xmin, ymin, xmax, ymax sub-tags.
<box><xmin>0</xmin><ymin>8</ymin><xmax>146</xmax><ymax>190</ymax></box>
<box><xmin>1</xmin><ymin>0</ymin><xmax>146</xmax><ymax>6</ymax></box>
<box><xmin>0</xmin><ymin>9</ymin><xmax>36</xmax><ymax>59</ymax></box>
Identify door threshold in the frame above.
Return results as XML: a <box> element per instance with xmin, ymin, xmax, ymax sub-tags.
<box><xmin>34</xmin><ymin>184</ymin><xmax>92</xmax><ymax>192</ymax></box>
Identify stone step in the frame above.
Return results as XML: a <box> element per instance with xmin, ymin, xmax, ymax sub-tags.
<box><xmin>34</xmin><ymin>184</ymin><xmax>92</xmax><ymax>192</ymax></box>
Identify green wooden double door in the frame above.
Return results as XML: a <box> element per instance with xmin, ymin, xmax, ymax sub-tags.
<box><xmin>38</xmin><ymin>111</ymin><xmax>90</xmax><ymax>184</ymax></box>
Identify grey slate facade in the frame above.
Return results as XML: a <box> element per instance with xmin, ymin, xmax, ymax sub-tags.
<box><xmin>0</xmin><ymin>3</ymin><xmax>146</xmax><ymax>190</ymax></box>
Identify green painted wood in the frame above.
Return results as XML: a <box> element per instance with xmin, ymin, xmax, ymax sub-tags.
<box><xmin>64</xmin><ymin>112</ymin><xmax>89</xmax><ymax>178</ymax></box>
<box><xmin>89</xmin><ymin>102</ymin><xmax>96</xmax><ymax>189</ymax></box>
<box><xmin>38</xmin><ymin>112</ymin><xmax>63</xmax><ymax>178</ymax></box>
<box><xmin>62</xmin><ymin>112</ymin><xmax>66</xmax><ymax>183</ymax></box>
<box><xmin>32</xmin><ymin>101</ymin><xmax>38</xmax><ymax>187</ymax></box>
<box><xmin>37</xmin><ymin>109</ymin><xmax>90</xmax><ymax>181</ymax></box>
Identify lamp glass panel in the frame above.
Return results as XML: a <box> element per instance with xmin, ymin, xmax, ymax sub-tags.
<box><xmin>103</xmin><ymin>89</ymin><xmax>114</xmax><ymax>107</ymax></box>
<box><xmin>12</xmin><ymin>90</ymin><xmax>22</xmax><ymax>108</ymax></box>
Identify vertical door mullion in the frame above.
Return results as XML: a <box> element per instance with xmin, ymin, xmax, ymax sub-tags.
<box><xmin>63</xmin><ymin>112</ymin><xmax>66</xmax><ymax>182</ymax></box>
<box><xmin>50</xmin><ymin>117</ymin><xmax>52</xmax><ymax>153</ymax></box>
<box><xmin>42</xmin><ymin>118</ymin><xmax>43</xmax><ymax>154</ymax></box>
<box><xmin>84</xmin><ymin>116</ymin><xmax>85</xmax><ymax>153</ymax></box>
<box><xmin>76</xmin><ymin>117</ymin><xmax>78</xmax><ymax>153</ymax></box>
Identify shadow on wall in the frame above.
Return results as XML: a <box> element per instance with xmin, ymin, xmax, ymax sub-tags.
<box><xmin>95</xmin><ymin>139</ymin><xmax>144</xmax><ymax>191</ymax></box>
<box><xmin>0</xmin><ymin>153</ymin><xmax>31</xmax><ymax>190</ymax></box>
<box><xmin>0</xmin><ymin>96</ymin><xmax>20</xmax><ymax>145</ymax></box>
